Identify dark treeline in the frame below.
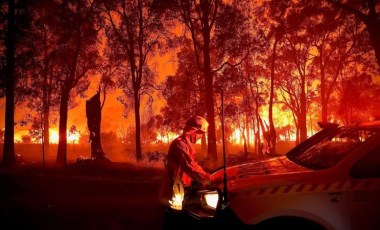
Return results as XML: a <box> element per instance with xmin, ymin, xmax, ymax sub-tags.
<box><xmin>1</xmin><ymin>0</ymin><xmax>379</xmax><ymax>167</ymax></box>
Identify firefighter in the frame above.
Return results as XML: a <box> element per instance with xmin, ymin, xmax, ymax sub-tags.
<box><xmin>159</xmin><ymin>115</ymin><xmax>212</xmax><ymax>212</ymax></box>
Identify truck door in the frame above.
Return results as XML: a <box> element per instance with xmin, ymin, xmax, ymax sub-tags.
<box><xmin>348</xmin><ymin>144</ymin><xmax>380</xmax><ymax>230</ymax></box>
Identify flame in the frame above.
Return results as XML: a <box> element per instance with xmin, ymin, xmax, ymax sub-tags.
<box><xmin>156</xmin><ymin>132</ymin><xmax>179</xmax><ymax>143</ymax></box>
<box><xmin>227</xmin><ymin>104</ymin><xmax>302</xmax><ymax>144</ymax></box>
<box><xmin>13</xmin><ymin>128</ymin><xmax>81</xmax><ymax>144</ymax></box>
<box><xmin>49</xmin><ymin>129</ymin><xmax>81</xmax><ymax>144</ymax></box>
<box><xmin>49</xmin><ymin>129</ymin><xmax>59</xmax><ymax>144</ymax></box>
<box><xmin>67</xmin><ymin>131</ymin><xmax>80</xmax><ymax>144</ymax></box>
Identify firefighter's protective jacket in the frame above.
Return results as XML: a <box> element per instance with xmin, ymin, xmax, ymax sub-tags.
<box><xmin>159</xmin><ymin>134</ymin><xmax>211</xmax><ymax>209</ymax></box>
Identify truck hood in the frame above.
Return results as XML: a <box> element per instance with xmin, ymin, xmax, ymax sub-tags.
<box><xmin>213</xmin><ymin>156</ymin><xmax>313</xmax><ymax>192</ymax></box>
<box><xmin>232</xmin><ymin>156</ymin><xmax>310</xmax><ymax>178</ymax></box>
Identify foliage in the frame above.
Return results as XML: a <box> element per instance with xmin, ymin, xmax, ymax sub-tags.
<box><xmin>336</xmin><ymin>73</ymin><xmax>380</xmax><ymax>123</ymax></box>
<box><xmin>21</xmin><ymin>135</ymin><xmax>32</xmax><ymax>144</ymax></box>
<box><xmin>161</xmin><ymin>44</ymin><xmax>205</xmax><ymax>133</ymax></box>
<box><xmin>28</xmin><ymin>116</ymin><xmax>43</xmax><ymax>141</ymax></box>
<box><xmin>326</xmin><ymin>0</ymin><xmax>380</xmax><ymax>69</ymax></box>
<box><xmin>101</xmin><ymin>0</ymin><xmax>166</xmax><ymax>161</ymax></box>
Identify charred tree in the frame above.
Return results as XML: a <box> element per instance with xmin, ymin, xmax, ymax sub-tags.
<box><xmin>86</xmin><ymin>91</ymin><xmax>107</xmax><ymax>160</ymax></box>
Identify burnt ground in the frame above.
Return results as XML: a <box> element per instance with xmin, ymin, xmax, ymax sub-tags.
<box><xmin>0</xmin><ymin>162</ymin><xmax>167</xmax><ymax>230</ymax></box>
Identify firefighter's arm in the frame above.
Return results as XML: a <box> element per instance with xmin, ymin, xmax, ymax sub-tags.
<box><xmin>176</xmin><ymin>145</ymin><xmax>211</xmax><ymax>184</ymax></box>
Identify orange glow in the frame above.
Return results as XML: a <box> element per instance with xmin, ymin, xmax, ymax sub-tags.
<box><xmin>230</xmin><ymin>128</ymin><xmax>244</xmax><ymax>144</ymax></box>
<box><xmin>50</xmin><ymin>129</ymin><xmax>81</xmax><ymax>144</ymax></box>
<box><xmin>49</xmin><ymin>129</ymin><xmax>80</xmax><ymax>144</ymax></box>
<box><xmin>156</xmin><ymin>132</ymin><xmax>179</xmax><ymax>143</ymax></box>
<box><xmin>14</xmin><ymin>129</ymin><xmax>81</xmax><ymax>144</ymax></box>
<box><xmin>14</xmin><ymin>130</ymin><xmax>29</xmax><ymax>143</ymax></box>
<box><xmin>49</xmin><ymin>129</ymin><xmax>59</xmax><ymax>144</ymax></box>
<box><xmin>226</xmin><ymin>101</ymin><xmax>315</xmax><ymax>145</ymax></box>
<box><xmin>13</xmin><ymin>128</ymin><xmax>81</xmax><ymax>144</ymax></box>
<box><xmin>67</xmin><ymin>130</ymin><xmax>81</xmax><ymax>144</ymax></box>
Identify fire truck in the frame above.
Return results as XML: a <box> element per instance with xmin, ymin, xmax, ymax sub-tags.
<box><xmin>177</xmin><ymin>121</ymin><xmax>380</xmax><ymax>230</ymax></box>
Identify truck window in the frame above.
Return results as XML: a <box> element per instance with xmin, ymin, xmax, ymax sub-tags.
<box><xmin>289</xmin><ymin>128</ymin><xmax>377</xmax><ymax>170</ymax></box>
<box><xmin>350</xmin><ymin>145</ymin><xmax>380</xmax><ymax>178</ymax></box>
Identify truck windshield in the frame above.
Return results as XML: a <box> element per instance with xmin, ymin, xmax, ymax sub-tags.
<box><xmin>288</xmin><ymin>127</ymin><xmax>377</xmax><ymax>170</ymax></box>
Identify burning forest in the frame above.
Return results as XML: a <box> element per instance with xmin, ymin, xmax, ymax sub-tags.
<box><xmin>1</xmin><ymin>0</ymin><xmax>379</xmax><ymax>168</ymax></box>
<box><xmin>1</xmin><ymin>1</ymin><xmax>380</xmax><ymax>229</ymax></box>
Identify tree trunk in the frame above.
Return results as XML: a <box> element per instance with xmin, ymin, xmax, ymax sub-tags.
<box><xmin>300</xmin><ymin>76</ymin><xmax>307</xmax><ymax>141</ymax></box>
<box><xmin>134</xmin><ymin>90</ymin><xmax>142</xmax><ymax>160</ymax></box>
<box><xmin>42</xmin><ymin>27</ymin><xmax>50</xmax><ymax>164</ymax></box>
<box><xmin>364</xmin><ymin>3</ymin><xmax>380</xmax><ymax>70</ymax></box>
<box><xmin>251</xmin><ymin>119</ymin><xmax>257</xmax><ymax>157</ymax></box>
<box><xmin>42</xmin><ymin>103</ymin><xmax>49</xmax><ymax>164</ymax></box>
<box><xmin>42</xmin><ymin>71</ymin><xmax>50</xmax><ymax>164</ymax></box>
<box><xmin>242</xmin><ymin>128</ymin><xmax>248</xmax><ymax>158</ymax></box>
<box><xmin>321</xmin><ymin>77</ymin><xmax>327</xmax><ymax>122</ymax></box>
<box><xmin>203</xmin><ymin>24</ymin><xmax>218</xmax><ymax>168</ymax></box>
<box><xmin>318</xmin><ymin>40</ymin><xmax>327</xmax><ymax>122</ymax></box>
<box><xmin>204</xmin><ymin>64</ymin><xmax>218</xmax><ymax>166</ymax></box>
<box><xmin>2</xmin><ymin>0</ymin><xmax>16</xmax><ymax>167</ymax></box>
<box><xmin>268</xmin><ymin>39</ymin><xmax>278</xmax><ymax>156</ymax></box>
<box><xmin>256</xmin><ymin>114</ymin><xmax>263</xmax><ymax>159</ymax></box>
<box><xmin>56</xmin><ymin>88</ymin><xmax>70</xmax><ymax>167</ymax></box>
<box><xmin>245</xmin><ymin>114</ymin><xmax>251</xmax><ymax>152</ymax></box>
<box><xmin>295</xmin><ymin>123</ymin><xmax>300</xmax><ymax>145</ymax></box>
<box><xmin>86</xmin><ymin>92</ymin><xmax>106</xmax><ymax>160</ymax></box>
<box><xmin>328</xmin><ymin>0</ymin><xmax>380</xmax><ymax>70</ymax></box>
<box><xmin>201</xmin><ymin>134</ymin><xmax>207</xmax><ymax>155</ymax></box>
<box><xmin>319</xmin><ymin>43</ymin><xmax>328</xmax><ymax>122</ymax></box>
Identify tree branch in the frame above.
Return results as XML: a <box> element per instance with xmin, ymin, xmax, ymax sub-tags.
<box><xmin>326</xmin><ymin>0</ymin><xmax>368</xmax><ymax>24</ymax></box>
<box><xmin>212</xmin><ymin>52</ymin><xmax>249</xmax><ymax>73</ymax></box>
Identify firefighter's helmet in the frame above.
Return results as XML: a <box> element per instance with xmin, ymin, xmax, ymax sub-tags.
<box><xmin>185</xmin><ymin>116</ymin><xmax>209</xmax><ymax>133</ymax></box>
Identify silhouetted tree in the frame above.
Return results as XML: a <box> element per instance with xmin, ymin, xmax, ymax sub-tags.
<box><xmin>161</xmin><ymin>44</ymin><xmax>205</xmax><ymax>132</ymax></box>
<box><xmin>337</xmin><ymin>73</ymin><xmax>379</xmax><ymax>123</ymax></box>
<box><xmin>55</xmin><ymin>0</ymin><xmax>100</xmax><ymax>166</ymax></box>
<box><xmin>157</xmin><ymin>0</ymin><xmax>253</xmax><ymax>167</ymax></box>
<box><xmin>258</xmin><ymin>1</ymin><xmax>292</xmax><ymax>156</ymax></box>
<box><xmin>327</xmin><ymin>0</ymin><xmax>380</xmax><ymax>71</ymax></box>
<box><xmin>215</xmin><ymin>61</ymin><xmax>256</xmax><ymax>157</ymax></box>
<box><xmin>310</xmin><ymin>9</ymin><xmax>373</xmax><ymax>122</ymax></box>
<box><xmin>1</xmin><ymin>0</ymin><xmax>17</xmax><ymax>166</ymax></box>
<box><xmin>277</xmin><ymin>32</ymin><xmax>317</xmax><ymax>143</ymax></box>
<box><xmin>1</xmin><ymin>0</ymin><xmax>32</xmax><ymax>167</ymax></box>
<box><xmin>246</xmin><ymin>65</ymin><xmax>268</xmax><ymax>158</ymax></box>
<box><xmin>101</xmin><ymin>0</ymin><xmax>164</xmax><ymax>161</ymax></box>
<box><xmin>25</xmin><ymin>0</ymin><xmax>62</xmax><ymax>158</ymax></box>
<box><xmin>216</xmin><ymin>57</ymin><xmax>268</xmax><ymax>158</ymax></box>
<box><xmin>86</xmin><ymin>91</ymin><xmax>107</xmax><ymax>159</ymax></box>
<box><xmin>145</xmin><ymin>114</ymin><xmax>173</xmax><ymax>143</ymax></box>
